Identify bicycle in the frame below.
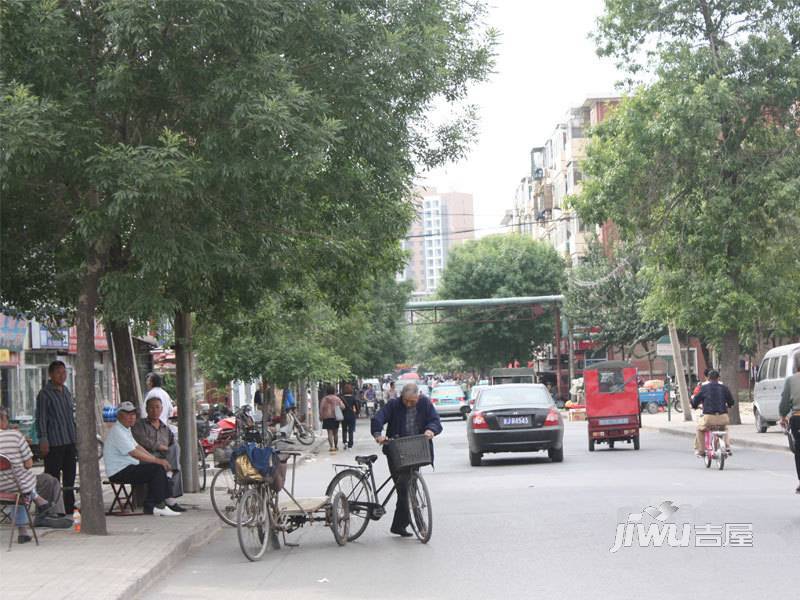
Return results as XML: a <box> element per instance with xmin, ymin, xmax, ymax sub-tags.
<box><xmin>325</xmin><ymin>435</ymin><xmax>433</xmax><ymax>544</ymax></box>
<box><xmin>209</xmin><ymin>406</ymin><xmax>267</xmax><ymax>525</ymax></box>
<box><xmin>235</xmin><ymin>442</ymin><xmax>348</xmax><ymax>561</ymax></box>
<box><xmin>701</xmin><ymin>425</ymin><xmax>729</xmax><ymax>470</ymax></box>
<box><xmin>282</xmin><ymin>408</ymin><xmax>315</xmax><ymax>446</ymax></box>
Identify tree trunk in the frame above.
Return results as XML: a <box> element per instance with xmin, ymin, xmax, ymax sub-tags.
<box><xmin>175</xmin><ymin>311</ymin><xmax>199</xmax><ymax>493</ymax></box>
<box><xmin>669</xmin><ymin>322</ymin><xmax>693</xmax><ymax>422</ymax></box>
<box><xmin>108</xmin><ymin>321</ymin><xmax>142</xmax><ymax>410</ymax></box>
<box><xmin>75</xmin><ymin>247</ymin><xmax>107</xmax><ymax>535</ymax></box>
<box><xmin>720</xmin><ymin>329</ymin><xmax>741</xmax><ymax>425</ymax></box>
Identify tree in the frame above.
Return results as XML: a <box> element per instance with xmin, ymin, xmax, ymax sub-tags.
<box><xmin>564</xmin><ymin>240</ymin><xmax>664</xmax><ymax>368</ymax></box>
<box><xmin>576</xmin><ymin>0</ymin><xmax>800</xmax><ymax>422</ymax></box>
<box><xmin>1</xmin><ymin>0</ymin><xmax>494</xmax><ymax>532</ymax></box>
<box><xmin>430</xmin><ymin>235</ymin><xmax>566</xmax><ymax>369</ymax></box>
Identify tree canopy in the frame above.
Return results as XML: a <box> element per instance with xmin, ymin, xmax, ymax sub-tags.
<box><xmin>427</xmin><ymin>234</ymin><xmax>565</xmax><ymax>370</ymax></box>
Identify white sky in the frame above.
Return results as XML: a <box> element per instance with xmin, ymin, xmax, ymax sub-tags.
<box><xmin>420</xmin><ymin>0</ymin><xmax>622</xmax><ymax>235</ymax></box>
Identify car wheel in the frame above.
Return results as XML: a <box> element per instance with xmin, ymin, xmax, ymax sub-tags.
<box><xmin>548</xmin><ymin>447</ymin><xmax>564</xmax><ymax>463</ymax></box>
<box><xmin>588</xmin><ymin>439</ymin><xmax>595</xmax><ymax>452</ymax></box>
<box><xmin>468</xmin><ymin>450</ymin><xmax>482</xmax><ymax>466</ymax></box>
<box><xmin>754</xmin><ymin>408</ymin><xmax>768</xmax><ymax>433</ymax></box>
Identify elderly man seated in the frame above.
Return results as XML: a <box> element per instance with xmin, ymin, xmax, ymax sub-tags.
<box><xmin>131</xmin><ymin>396</ymin><xmax>185</xmax><ymax>511</ymax></box>
<box><xmin>0</xmin><ymin>407</ymin><xmax>71</xmax><ymax>543</ymax></box>
<box><xmin>104</xmin><ymin>402</ymin><xmax>181</xmax><ymax>516</ymax></box>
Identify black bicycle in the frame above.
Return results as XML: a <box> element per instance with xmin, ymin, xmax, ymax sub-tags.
<box><xmin>325</xmin><ymin>435</ymin><xmax>433</xmax><ymax>544</ymax></box>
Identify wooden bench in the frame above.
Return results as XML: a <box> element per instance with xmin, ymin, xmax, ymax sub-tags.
<box><xmin>103</xmin><ymin>480</ymin><xmax>137</xmax><ymax>515</ymax></box>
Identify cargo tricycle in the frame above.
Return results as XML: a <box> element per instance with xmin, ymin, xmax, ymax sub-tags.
<box><xmin>584</xmin><ymin>361</ymin><xmax>641</xmax><ymax>452</ymax></box>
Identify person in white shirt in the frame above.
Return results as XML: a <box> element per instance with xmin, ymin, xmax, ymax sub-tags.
<box><xmin>143</xmin><ymin>373</ymin><xmax>174</xmax><ymax>425</ymax></box>
<box><xmin>104</xmin><ymin>402</ymin><xmax>180</xmax><ymax>516</ymax></box>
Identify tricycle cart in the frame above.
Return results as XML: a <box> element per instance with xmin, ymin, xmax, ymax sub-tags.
<box><xmin>584</xmin><ymin>361</ymin><xmax>641</xmax><ymax>451</ymax></box>
<box><xmin>235</xmin><ymin>447</ymin><xmax>350</xmax><ymax>562</ymax></box>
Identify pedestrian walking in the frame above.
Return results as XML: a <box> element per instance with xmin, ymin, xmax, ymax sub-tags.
<box><xmin>35</xmin><ymin>360</ymin><xmax>77</xmax><ymax>516</ymax></box>
<box><xmin>779</xmin><ymin>354</ymin><xmax>800</xmax><ymax>494</ymax></box>
<box><xmin>371</xmin><ymin>382</ymin><xmax>442</xmax><ymax>537</ymax></box>
<box><xmin>340</xmin><ymin>383</ymin><xmax>359</xmax><ymax>449</ymax></box>
<box><xmin>320</xmin><ymin>386</ymin><xmax>346</xmax><ymax>452</ymax></box>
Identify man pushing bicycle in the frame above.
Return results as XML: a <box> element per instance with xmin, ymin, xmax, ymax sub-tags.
<box><xmin>371</xmin><ymin>382</ymin><xmax>442</xmax><ymax>537</ymax></box>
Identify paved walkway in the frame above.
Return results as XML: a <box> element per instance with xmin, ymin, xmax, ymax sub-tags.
<box><xmin>0</xmin><ymin>436</ymin><xmax>329</xmax><ymax>600</ymax></box>
<box><xmin>641</xmin><ymin>408</ymin><xmax>793</xmax><ymax>453</ymax></box>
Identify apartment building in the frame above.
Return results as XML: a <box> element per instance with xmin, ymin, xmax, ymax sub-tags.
<box><xmin>505</xmin><ymin>96</ymin><xmax>620</xmax><ymax>264</ymax></box>
<box><xmin>399</xmin><ymin>188</ymin><xmax>475</xmax><ymax>295</ymax></box>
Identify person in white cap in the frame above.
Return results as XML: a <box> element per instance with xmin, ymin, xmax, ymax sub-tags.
<box><xmin>104</xmin><ymin>402</ymin><xmax>181</xmax><ymax>516</ymax></box>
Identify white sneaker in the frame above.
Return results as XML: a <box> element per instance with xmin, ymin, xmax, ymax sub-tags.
<box><xmin>153</xmin><ymin>505</ymin><xmax>181</xmax><ymax>517</ymax></box>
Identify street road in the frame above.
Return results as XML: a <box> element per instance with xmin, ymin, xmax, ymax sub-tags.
<box><xmin>148</xmin><ymin>419</ymin><xmax>798</xmax><ymax>600</ymax></box>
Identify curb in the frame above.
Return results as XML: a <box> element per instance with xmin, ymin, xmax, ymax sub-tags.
<box><xmin>643</xmin><ymin>425</ymin><xmax>791</xmax><ymax>453</ymax></box>
<box><xmin>122</xmin><ymin>514</ymin><xmax>223</xmax><ymax>600</ymax></box>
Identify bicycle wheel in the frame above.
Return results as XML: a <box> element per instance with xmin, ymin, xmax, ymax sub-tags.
<box><xmin>407</xmin><ymin>472</ymin><xmax>432</xmax><ymax>544</ymax></box>
<box><xmin>329</xmin><ymin>491</ymin><xmax>350</xmax><ymax>546</ymax></box>
<box><xmin>325</xmin><ymin>468</ymin><xmax>374</xmax><ymax>541</ymax></box>
<box><xmin>715</xmin><ymin>437</ymin><xmax>726</xmax><ymax>470</ymax></box>
<box><xmin>197</xmin><ymin>440</ymin><xmax>207</xmax><ymax>491</ymax></box>
<box><xmin>210</xmin><ymin>468</ymin><xmax>242</xmax><ymax>526</ymax></box>
<box><xmin>295</xmin><ymin>423</ymin><xmax>315</xmax><ymax>446</ymax></box>
<box><xmin>237</xmin><ymin>487</ymin><xmax>271</xmax><ymax>561</ymax></box>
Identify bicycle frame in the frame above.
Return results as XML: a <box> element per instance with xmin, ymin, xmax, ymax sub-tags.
<box><xmin>332</xmin><ymin>462</ymin><xmax>397</xmax><ymax>519</ymax></box>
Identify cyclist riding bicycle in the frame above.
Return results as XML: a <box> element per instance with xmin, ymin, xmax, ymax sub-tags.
<box><xmin>371</xmin><ymin>382</ymin><xmax>442</xmax><ymax>537</ymax></box>
<box><xmin>691</xmin><ymin>370</ymin><xmax>734</xmax><ymax>457</ymax></box>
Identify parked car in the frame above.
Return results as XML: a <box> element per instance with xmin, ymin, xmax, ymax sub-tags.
<box><xmin>430</xmin><ymin>384</ymin><xmax>468</xmax><ymax>419</ymax></box>
<box><xmin>754</xmin><ymin>343</ymin><xmax>800</xmax><ymax>433</ymax></box>
<box><xmin>466</xmin><ymin>384</ymin><xmax>564</xmax><ymax>466</ymax></box>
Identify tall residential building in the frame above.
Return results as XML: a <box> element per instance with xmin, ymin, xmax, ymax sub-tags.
<box><xmin>504</xmin><ymin>96</ymin><xmax>620</xmax><ymax>264</ymax></box>
<box><xmin>399</xmin><ymin>188</ymin><xmax>475</xmax><ymax>295</ymax></box>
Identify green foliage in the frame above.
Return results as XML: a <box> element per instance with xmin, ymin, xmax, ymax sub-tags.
<box><xmin>564</xmin><ymin>240</ymin><xmax>664</xmax><ymax>354</ymax></box>
<box><xmin>426</xmin><ymin>235</ymin><xmax>566</xmax><ymax>369</ymax></box>
<box><xmin>576</xmin><ymin>0</ymin><xmax>800</xmax><ymax>347</ymax></box>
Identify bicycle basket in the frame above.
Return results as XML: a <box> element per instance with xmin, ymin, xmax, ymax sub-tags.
<box><xmin>213</xmin><ymin>446</ymin><xmax>232</xmax><ymax>467</ymax></box>
<box><xmin>386</xmin><ymin>435</ymin><xmax>432</xmax><ymax>470</ymax></box>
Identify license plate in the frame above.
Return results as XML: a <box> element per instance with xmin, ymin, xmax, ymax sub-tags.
<box><xmin>438</xmin><ymin>399</ymin><xmax>458</xmax><ymax>404</ymax></box>
<box><xmin>501</xmin><ymin>416</ymin><xmax>531</xmax><ymax>427</ymax></box>
<box><xmin>599</xmin><ymin>418</ymin><xmax>628</xmax><ymax>426</ymax></box>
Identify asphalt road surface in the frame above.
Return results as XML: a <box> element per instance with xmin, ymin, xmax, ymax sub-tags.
<box><xmin>147</xmin><ymin>418</ymin><xmax>799</xmax><ymax>600</ymax></box>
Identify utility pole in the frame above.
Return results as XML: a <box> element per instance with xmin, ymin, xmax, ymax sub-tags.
<box><xmin>668</xmin><ymin>322</ymin><xmax>693</xmax><ymax>422</ymax></box>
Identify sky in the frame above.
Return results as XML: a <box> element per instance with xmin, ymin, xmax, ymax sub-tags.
<box><xmin>421</xmin><ymin>0</ymin><xmax>622</xmax><ymax>235</ymax></box>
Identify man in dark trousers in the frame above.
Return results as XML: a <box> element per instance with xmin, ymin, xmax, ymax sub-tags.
<box><xmin>35</xmin><ymin>360</ymin><xmax>78</xmax><ymax>516</ymax></box>
<box><xmin>371</xmin><ymin>382</ymin><xmax>442</xmax><ymax>537</ymax></box>
<box><xmin>779</xmin><ymin>354</ymin><xmax>800</xmax><ymax>494</ymax></box>
<box><xmin>691</xmin><ymin>369</ymin><xmax>735</xmax><ymax>457</ymax></box>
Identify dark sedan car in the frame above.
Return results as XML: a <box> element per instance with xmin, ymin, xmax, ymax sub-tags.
<box><xmin>466</xmin><ymin>384</ymin><xmax>564</xmax><ymax>466</ymax></box>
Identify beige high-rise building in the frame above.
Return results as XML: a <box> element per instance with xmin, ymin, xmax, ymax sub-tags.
<box><xmin>399</xmin><ymin>188</ymin><xmax>475</xmax><ymax>295</ymax></box>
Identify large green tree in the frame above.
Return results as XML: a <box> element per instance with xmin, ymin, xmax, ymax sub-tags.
<box><xmin>429</xmin><ymin>234</ymin><xmax>566</xmax><ymax>370</ymax></box>
<box><xmin>575</xmin><ymin>0</ymin><xmax>800</xmax><ymax>422</ymax></box>
<box><xmin>564</xmin><ymin>240</ymin><xmax>664</xmax><ymax>365</ymax></box>
<box><xmin>1</xmin><ymin>0</ymin><xmax>494</xmax><ymax>533</ymax></box>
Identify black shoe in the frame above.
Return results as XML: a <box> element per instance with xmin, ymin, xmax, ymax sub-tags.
<box><xmin>795</xmin><ymin>484</ymin><xmax>800</xmax><ymax>494</ymax></box>
<box><xmin>390</xmin><ymin>526</ymin><xmax>413</xmax><ymax>537</ymax></box>
<box><xmin>34</xmin><ymin>515</ymin><xmax>72</xmax><ymax>529</ymax></box>
<box><xmin>37</xmin><ymin>501</ymin><xmax>52</xmax><ymax>515</ymax></box>
<box><xmin>18</xmin><ymin>534</ymin><xmax>32</xmax><ymax>544</ymax></box>
<box><xmin>167</xmin><ymin>503</ymin><xmax>187</xmax><ymax>512</ymax></box>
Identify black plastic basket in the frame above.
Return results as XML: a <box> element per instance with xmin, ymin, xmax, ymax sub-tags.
<box><xmin>386</xmin><ymin>435</ymin><xmax>432</xmax><ymax>469</ymax></box>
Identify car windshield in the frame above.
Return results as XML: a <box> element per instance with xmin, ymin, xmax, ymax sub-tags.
<box><xmin>433</xmin><ymin>386</ymin><xmax>462</xmax><ymax>396</ymax></box>
<box><xmin>477</xmin><ymin>386</ymin><xmax>552</xmax><ymax>409</ymax></box>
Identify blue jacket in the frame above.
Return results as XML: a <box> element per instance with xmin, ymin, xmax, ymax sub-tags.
<box><xmin>371</xmin><ymin>396</ymin><xmax>442</xmax><ymax>439</ymax></box>
<box><xmin>691</xmin><ymin>381</ymin><xmax>734</xmax><ymax>414</ymax></box>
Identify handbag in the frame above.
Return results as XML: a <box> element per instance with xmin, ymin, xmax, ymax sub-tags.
<box><xmin>334</xmin><ymin>403</ymin><xmax>344</xmax><ymax>421</ymax></box>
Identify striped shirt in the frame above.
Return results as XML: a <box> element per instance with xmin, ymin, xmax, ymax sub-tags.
<box><xmin>35</xmin><ymin>382</ymin><xmax>77</xmax><ymax>446</ymax></box>
<box><xmin>405</xmin><ymin>404</ymin><xmax>418</xmax><ymax>436</ymax></box>
<box><xmin>0</xmin><ymin>429</ymin><xmax>37</xmax><ymax>494</ymax></box>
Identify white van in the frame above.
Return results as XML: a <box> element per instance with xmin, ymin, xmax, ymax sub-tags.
<box><xmin>753</xmin><ymin>343</ymin><xmax>800</xmax><ymax>432</ymax></box>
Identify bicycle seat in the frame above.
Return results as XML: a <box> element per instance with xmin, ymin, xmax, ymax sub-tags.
<box><xmin>356</xmin><ymin>455</ymin><xmax>378</xmax><ymax>465</ymax></box>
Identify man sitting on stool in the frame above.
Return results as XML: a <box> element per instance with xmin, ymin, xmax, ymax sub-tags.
<box><xmin>132</xmin><ymin>397</ymin><xmax>185</xmax><ymax>512</ymax></box>
<box><xmin>104</xmin><ymin>402</ymin><xmax>181</xmax><ymax>516</ymax></box>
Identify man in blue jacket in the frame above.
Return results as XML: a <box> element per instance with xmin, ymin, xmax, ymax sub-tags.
<box><xmin>371</xmin><ymin>382</ymin><xmax>442</xmax><ymax>537</ymax></box>
<box><xmin>691</xmin><ymin>370</ymin><xmax>734</xmax><ymax>456</ymax></box>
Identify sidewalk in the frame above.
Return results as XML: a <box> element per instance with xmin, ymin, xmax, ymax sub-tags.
<box><xmin>641</xmin><ymin>408</ymin><xmax>792</xmax><ymax>453</ymax></box>
<box><xmin>0</xmin><ymin>435</ymin><xmax>329</xmax><ymax>600</ymax></box>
